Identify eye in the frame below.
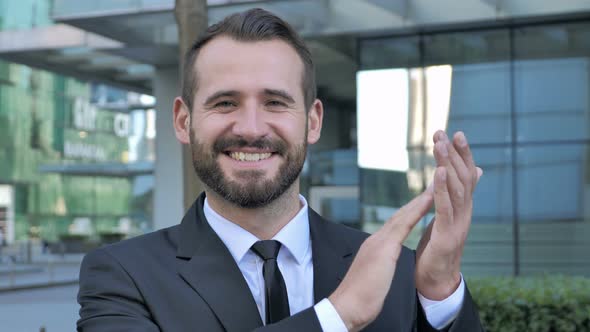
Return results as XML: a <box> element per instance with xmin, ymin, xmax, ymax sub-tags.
<box><xmin>214</xmin><ymin>100</ymin><xmax>237</xmax><ymax>108</ymax></box>
<box><xmin>266</xmin><ymin>100</ymin><xmax>287</xmax><ymax>108</ymax></box>
<box><xmin>212</xmin><ymin>100</ymin><xmax>238</xmax><ymax>112</ymax></box>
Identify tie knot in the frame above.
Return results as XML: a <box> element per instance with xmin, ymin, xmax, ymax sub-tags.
<box><xmin>251</xmin><ymin>240</ymin><xmax>281</xmax><ymax>261</ymax></box>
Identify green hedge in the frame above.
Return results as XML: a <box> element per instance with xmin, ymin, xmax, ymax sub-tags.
<box><xmin>469</xmin><ymin>276</ymin><xmax>590</xmax><ymax>332</ymax></box>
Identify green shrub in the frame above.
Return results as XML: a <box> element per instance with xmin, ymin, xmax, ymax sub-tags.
<box><xmin>469</xmin><ymin>276</ymin><xmax>590</xmax><ymax>332</ymax></box>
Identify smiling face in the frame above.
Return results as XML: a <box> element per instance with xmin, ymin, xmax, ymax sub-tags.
<box><xmin>173</xmin><ymin>36</ymin><xmax>323</xmax><ymax>208</ymax></box>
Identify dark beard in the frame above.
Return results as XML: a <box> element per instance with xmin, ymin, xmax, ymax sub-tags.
<box><xmin>189</xmin><ymin>129</ymin><xmax>307</xmax><ymax>208</ymax></box>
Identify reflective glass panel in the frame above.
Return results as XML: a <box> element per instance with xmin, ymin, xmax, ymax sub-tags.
<box><xmin>514</xmin><ymin>23</ymin><xmax>590</xmax><ymax>142</ymax></box>
<box><xmin>423</xmin><ymin>30</ymin><xmax>512</xmax><ymax>145</ymax></box>
<box><xmin>517</xmin><ymin>143</ymin><xmax>590</xmax><ymax>276</ymax></box>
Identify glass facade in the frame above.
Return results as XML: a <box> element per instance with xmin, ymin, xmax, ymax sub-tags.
<box><xmin>359</xmin><ymin>21</ymin><xmax>590</xmax><ymax>276</ymax></box>
<box><xmin>0</xmin><ymin>60</ymin><xmax>155</xmax><ymax>248</ymax></box>
<box><xmin>0</xmin><ymin>0</ymin><xmax>155</xmax><ymax>251</ymax></box>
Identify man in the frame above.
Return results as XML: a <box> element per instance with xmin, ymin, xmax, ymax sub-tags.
<box><xmin>77</xmin><ymin>8</ymin><xmax>484</xmax><ymax>332</ymax></box>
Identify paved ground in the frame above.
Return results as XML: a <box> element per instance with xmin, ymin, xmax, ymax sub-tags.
<box><xmin>0</xmin><ymin>250</ymin><xmax>83</xmax><ymax>331</ymax></box>
<box><xmin>0</xmin><ymin>284</ymin><xmax>79</xmax><ymax>332</ymax></box>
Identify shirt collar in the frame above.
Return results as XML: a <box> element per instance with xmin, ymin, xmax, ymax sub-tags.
<box><xmin>203</xmin><ymin>195</ymin><xmax>310</xmax><ymax>265</ymax></box>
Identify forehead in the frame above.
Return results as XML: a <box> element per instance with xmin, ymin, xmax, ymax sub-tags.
<box><xmin>193</xmin><ymin>36</ymin><xmax>305</xmax><ymax>100</ymax></box>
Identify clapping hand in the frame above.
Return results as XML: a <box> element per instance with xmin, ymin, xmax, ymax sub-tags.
<box><xmin>415</xmin><ymin>131</ymin><xmax>483</xmax><ymax>300</ymax></box>
<box><xmin>329</xmin><ymin>131</ymin><xmax>482</xmax><ymax>331</ymax></box>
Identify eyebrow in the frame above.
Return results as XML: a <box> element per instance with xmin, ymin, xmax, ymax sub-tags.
<box><xmin>203</xmin><ymin>89</ymin><xmax>296</xmax><ymax>106</ymax></box>
<box><xmin>263</xmin><ymin>89</ymin><xmax>296</xmax><ymax>104</ymax></box>
<box><xmin>204</xmin><ymin>90</ymin><xmax>240</xmax><ymax>105</ymax></box>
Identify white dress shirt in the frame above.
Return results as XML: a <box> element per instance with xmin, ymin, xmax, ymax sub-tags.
<box><xmin>204</xmin><ymin>196</ymin><xmax>464</xmax><ymax>331</ymax></box>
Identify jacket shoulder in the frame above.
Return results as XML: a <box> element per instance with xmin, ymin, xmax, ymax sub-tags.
<box><xmin>84</xmin><ymin>225</ymin><xmax>180</xmax><ymax>267</ymax></box>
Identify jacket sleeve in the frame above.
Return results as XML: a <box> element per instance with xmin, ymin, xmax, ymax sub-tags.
<box><xmin>417</xmin><ymin>284</ymin><xmax>485</xmax><ymax>332</ymax></box>
<box><xmin>252</xmin><ymin>308</ymin><xmax>323</xmax><ymax>332</ymax></box>
<box><xmin>257</xmin><ymin>284</ymin><xmax>487</xmax><ymax>332</ymax></box>
<box><xmin>77</xmin><ymin>248</ymin><xmax>160</xmax><ymax>332</ymax></box>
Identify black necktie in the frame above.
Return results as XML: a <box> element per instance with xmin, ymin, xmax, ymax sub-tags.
<box><xmin>250</xmin><ymin>240</ymin><xmax>290</xmax><ymax>324</ymax></box>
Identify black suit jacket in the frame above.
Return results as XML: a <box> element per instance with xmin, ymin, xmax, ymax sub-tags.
<box><xmin>77</xmin><ymin>194</ymin><xmax>483</xmax><ymax>331</ymax></box>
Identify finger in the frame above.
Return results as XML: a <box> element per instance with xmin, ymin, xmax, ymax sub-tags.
<box><xmin>434</xmin><ymin>140</ymin><xmax>465</xmax><ymax>207</ymax></box>
<box><xmin>470</xmin><ymin>167</ymin><xmax>484</xmax><ymax>191</ymax></box>
<box><xmin>381</xmin><ymin>189</ymin><xmax>434</xmax><ymax>243</ymax></box>
<box><xmin>453</xmin><ymin>132</ymin><xmax>478</xmax><ymax>192</ymax></box>
<box><xmin>434</xmin><ymin>167</ymin><xmax>453</xmax><ymax>229</ymax></box>
<box><xmin>441</xmin><ymin>133</ymin><xmax>473</xmax><ymax>195</ymax></box>
<box><xmin>435</xmin><ymin>131</ymin><xmax>473</xmax><ymax>197</ymax></box>
<box><xmin>425</xmin><ymin>180</ymin><xmax>434</xmax><ymax>195</ymax></box>
<box><xmin>417</xmin><ymin>169</ymin><xmax>478</xmax><ymax>256</ymax></box>
<box><xmin>433</xmin><ymin>130</ymin><xmax>445</xmax><ymax>144</ymax></box>
<box><xmin>476</xmin><ymin>167</ymin><xmax>483</xmax><ymax>180</ymax></box>
<box><xmin>416</xmin><ymin>216</ymin><xmax>434</xmax><ymax>257</ymax></box>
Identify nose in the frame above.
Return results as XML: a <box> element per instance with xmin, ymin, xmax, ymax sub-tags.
<box><xmin>231</xmin><ymin>102</ymin><xmax>268</xmax><ymax>140</ymax></box>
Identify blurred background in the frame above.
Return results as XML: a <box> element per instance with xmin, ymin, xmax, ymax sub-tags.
<box><xmin>1</xmin><ymin>0</ymin><xmax>589</xmax><ymax>331</ymax></box>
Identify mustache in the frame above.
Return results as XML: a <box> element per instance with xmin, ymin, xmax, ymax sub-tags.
<box><xmin>213</xmin><ymin>137</ymin><xmax>287</xmax><ymax>155</ymax></box>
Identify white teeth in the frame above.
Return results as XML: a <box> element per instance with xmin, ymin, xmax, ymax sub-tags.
<box><xmin>229</xmin><ymin>152</ymin><xmax>272</xmax><ymax>162</ymax></box>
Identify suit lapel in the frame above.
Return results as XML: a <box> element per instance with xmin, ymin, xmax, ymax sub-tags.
<box><xmin>308</xmin><ymin>208</ymin><xmax>354</xmax><ymax>302</ymax></box>
<box><xmin>176</xmin><ymin>194</ymin><xmax>262</xmax><ymax>332</ymax></box>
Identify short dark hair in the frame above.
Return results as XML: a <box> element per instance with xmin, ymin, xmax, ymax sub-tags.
<box><xmin>181</xmin><ymin>8</ymin><xmax>316</xmax><ymax>111</ymax></box>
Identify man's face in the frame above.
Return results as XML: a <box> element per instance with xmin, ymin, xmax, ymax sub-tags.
<box><xmin>183</xmin><ymin>37</ymin><xmax>322</xmax><ymax>208</ymax></box>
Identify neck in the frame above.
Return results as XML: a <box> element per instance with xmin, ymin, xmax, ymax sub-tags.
<box><xmin>205</xmin><ymin>184</ymin><xmax>302</xmax><ymax>240</ymax></box>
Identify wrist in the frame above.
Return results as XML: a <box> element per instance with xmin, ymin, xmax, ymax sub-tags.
<box><xmin>329</xmin><ymin>290</ymin><xmax>374</xmax><ymax>332</ymax></box>
<box><xmin>416</xmin><ymin>271</ymin><xmax>461</xmax><ymax>301</ymax></box>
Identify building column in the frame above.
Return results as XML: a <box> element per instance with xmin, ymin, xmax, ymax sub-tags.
<box><xmin>153</xmin><ymin>65</ymin><xmax>206</xmax><ymax>230</ymax></box>
<box><xmin>153</xmin><ymin>67</ymin><xmax>184</xmax><ymax>230</ymax></box>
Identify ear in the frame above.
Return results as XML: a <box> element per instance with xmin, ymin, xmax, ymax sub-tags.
<box><xmin>173</xmin><ymin>97</ymin><xmax>191</xmax><ymax>144</ymax></box>
<box><xmin>306</xmin><ymin>99</ymin><xmax>323</xmax><ymax>145</ymax></box>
